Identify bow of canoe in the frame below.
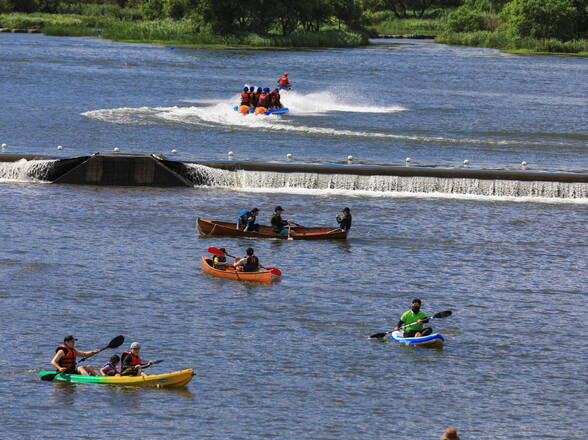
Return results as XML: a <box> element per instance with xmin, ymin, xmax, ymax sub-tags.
<box><xmin>38</xmin><ymin>369</ymin><xmax>195</xmax><ymax>387</ymax></box>
<box><xmin>197</xmin><ymin>218</ymin><xmax>347</xmax><ymax>240</ymax></box>
<box><xmin>200</xmin><ymin>256</ymin><xmax>274</xmax><ymax>282</ymax></box>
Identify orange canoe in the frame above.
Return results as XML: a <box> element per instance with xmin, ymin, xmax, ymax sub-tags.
<box><xmin>200</xmin><ymin>257</ymin><xmax>276</xmax><ymax>283</ymax></box>
<box><xmin>197</xmin><ymin>218</ymin><xmax>348</xmax><ymax>240</ymax></box>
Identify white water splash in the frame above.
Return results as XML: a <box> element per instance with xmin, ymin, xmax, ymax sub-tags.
<box><xmin>0</xmin><ymin>159</ymin><xmax>55</xmax><ymax>183</ymax></box>
<box><xmin>185</xmin><ymin>164</ymin><xmax>588</xmax><ymax>204</ymax></box>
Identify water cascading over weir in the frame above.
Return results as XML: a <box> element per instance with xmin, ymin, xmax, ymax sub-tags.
<box><xmin>1</xmin><ymin>153</ymin><xmax>587</xmax><ymax>201</ymax></box>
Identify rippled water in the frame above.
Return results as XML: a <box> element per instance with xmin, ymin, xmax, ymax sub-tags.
<box><xmin>1</xmin><ymin>34</ymin><xmax>587</xmax><ymax>439</ymax></box>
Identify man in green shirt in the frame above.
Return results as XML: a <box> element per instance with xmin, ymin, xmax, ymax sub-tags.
<box><xmin>393</xmin><ymin>298</ymin><xmax>432</xmax><ymax>337</ymax></box>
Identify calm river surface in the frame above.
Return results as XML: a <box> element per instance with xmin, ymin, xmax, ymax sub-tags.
<box><xmin>0</xmin><ymin>34</ymin><xmax>587</xmax><ymax>439</ymax></box>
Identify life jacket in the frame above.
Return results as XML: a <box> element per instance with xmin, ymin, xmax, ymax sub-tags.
<box><xmin>271</xmin><ymin>93</ymin><xmax>281</xmax><ymax>107</ymax></box>
<box><xmin>258</xmin><ymin>93</ymin><xmax>269</xmax><ymax>108</ymax></box>
<box><xmin>212</xmin><ymin>255</ymin><xmax>226</xmax><ymax>264</ymax></box>
<box><xmin>278</xmin><ymin>76</ymin><xmax>289</xmax><ymax>86</ymax></box>
<box><xmin>101</xmin><ymin>361</ymin><xmax>118</xmax><ymax>376</ymax></box>
<box><xmin>56</xmin><ymin>344</ymin><xmax>76</xmax><ymax>369</ymax></box>
<box><xmin>121</xmin><ymin>350</ymin><xmax>142</xmax><ymax>376</ymax></box>
<box><xmin>243</xmin><ymin>255</ymin><xmax>259</xmax><ymax>272</ymax></box>
<box><xmin>240</xmin><ymin>91</ymin><xmax>250</xmax><ymax>105</ymax></box>
<box><xmin>250</xmin><ymin>92</ymin><xmax>258</xmax><ymax>107</ymax></box>
<box><xmin>237</xmin><ymin>210</ymin><xmax>249</xmax><ymax>229</ymax></box>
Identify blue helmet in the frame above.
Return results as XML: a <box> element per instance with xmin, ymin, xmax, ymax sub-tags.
<box><xmin>249</xmin><ymin>86</ymin><xmax>255</xmax><ymax>92</ymax></box>
<box><xmin>257</xmin><ymin>87</ymin><xmax>262</xmax><ymax>93</ymax></box>
<box><xmin>240</xmin><ymin>209</ymin><xmax>249</xmax><ymax>216</ymax></box>
<box><xmin>264</xmin><ymin>87</ymin><xmax>270</xmax><ymax>93</ymax></box>
<box><xmin>243</xmin><ymin>87</ymin><xmax>248</xmax><ymax>92</ymax></box>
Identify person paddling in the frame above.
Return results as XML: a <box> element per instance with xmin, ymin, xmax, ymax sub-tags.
<box><xmin>233</xmin><ymin>247</ymin><xmax>260</xmax><ymax>272</ymax></box>
<box><xmin>121</xmin><ymin>342</ymin><xmax>154</xmax><ymax>376</ymax></box>
<box><xmin>336</xmin><ymin>207</ymin><xmax>352</xmax><ymax>231</ymax></box>
<box><xmin>271</xmin><ymin>205</ymin><xmax>291</xmax><ymax>236</ymax></box>
<box><xmin>393</xmin><ymin>298</ymin><xmax>432</xmax><ymax>337</ymax></box>
<box><xmin>212</xmin><ymin>247</ymin><xmax>229</xmax><ymax>269</ymax></box>
<box><xmin>51</xmin><ymin>335</ymin><xmax>100</xmax><ymax>376</ymax></box>
<box><xmin>244</xmin><ymin>207</ymin><xmax>260</xmax><ymax>231</ymax></box>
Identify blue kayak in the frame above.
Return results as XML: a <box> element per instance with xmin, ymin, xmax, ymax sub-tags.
<box><xmin>390</xmin><ymin>330</ymin><xmax>445</xmax><ymax>348</ymax></box>
<box><xmin>233</xmin><ymin>106</ymin><xmax>289</xmax><ymax>115</ymax></box>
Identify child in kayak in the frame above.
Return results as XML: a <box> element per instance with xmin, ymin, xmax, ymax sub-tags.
<box><xmin>100</xmin><ymin>354</ymin><xmax>121</xmax><ymax>376</ymax></box>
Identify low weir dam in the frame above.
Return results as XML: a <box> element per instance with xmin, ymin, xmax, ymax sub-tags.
<box><xmin>1</xmin><ymin>153</ymin><xmax>587</xmax><ymax>201</ymax></box>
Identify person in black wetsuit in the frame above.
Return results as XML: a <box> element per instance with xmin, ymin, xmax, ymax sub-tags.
<box><xmin>233</xmin><ymin>247</ymin><xmax>260</xmax><ymax>272</ymax></box>
<box><xmin>271</xmin><ymin>206</ymin><xmax>291</xmax><ymax>236</ymax></box>
<box><xmin>336</xmin><ymin>207</ymin><xmax>352</xmax><ymax>231</ymax></box>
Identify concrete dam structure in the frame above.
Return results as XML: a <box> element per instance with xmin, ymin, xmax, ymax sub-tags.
<box><xmin>1</xmin><ymin>153</ymin><xmax>587</xmax><ymax>200</ymax></box>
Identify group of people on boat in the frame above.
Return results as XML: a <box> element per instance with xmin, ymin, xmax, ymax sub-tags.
<box><xmin>51</xmin><ymin>336</ymin><xmax>154</xmax><ymax>377</ymax></box>
<box><xmin>236</xmin><ymin>206</ymin><xmax>352</xmax><ymax>236</ymax></box>
<box><xmin>237</xmin><ymin>73</ymin><xmax>291</xmax><ymax>113</ymax></box>
<box><xmin>211</xmin><ymin>247</ymin><xmax>261</xmax><ymax>272</ymax></box>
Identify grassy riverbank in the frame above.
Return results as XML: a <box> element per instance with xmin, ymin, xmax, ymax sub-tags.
<box><xmin>0</xmin><ymin>12</ymin><xmax>368</xmax><ymax>48</ymax></box>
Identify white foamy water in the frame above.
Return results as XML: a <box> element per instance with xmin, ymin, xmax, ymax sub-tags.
<box><xmin>185</xmin><ymin>164</ymin><xmax>588</xmax><ymax>204</ymax></box>
<box><xmin>0</xmin><ymin>159</ymin><xmax>55</xmax><ymax>183</ymax></box>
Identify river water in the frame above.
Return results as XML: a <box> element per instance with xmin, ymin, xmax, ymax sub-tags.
<box><xmin>0</xmin><ymin>34</ymin><xmax>587</xmax><ymax>439</ymax></box>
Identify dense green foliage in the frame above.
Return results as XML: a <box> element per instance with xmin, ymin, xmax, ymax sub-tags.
<box><xmin>1</xmin><ymin>0</ymin><xmax>586</xmax><ymax>53</ymax></box>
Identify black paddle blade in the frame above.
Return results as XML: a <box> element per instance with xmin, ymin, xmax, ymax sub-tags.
<box><xmin>41</xmin><ymin>373</ymin><xmax>59</xmax><ymax>382</ymax></box>
<box><xmin>433</xmin><ymin>310</ymin><xmax>452</xmax><ymax>319</ymax></box>
<box><xmin>108</xmin><ymin>335</ymin><xmax>124</xmax><ymax>349</ymax></box>
<box><xmin>369</xmin><ymin>332</ymin><xmax>389</xmax><ymax>339</ymax></box>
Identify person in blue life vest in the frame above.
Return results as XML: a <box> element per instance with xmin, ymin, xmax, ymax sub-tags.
<box><xmin>244</xmin><ymin>208</ymin><xmax>260</xmax><ymax>231</ymax></box>
<box><xmin>51</xmin><ymin>335</ymin><xmax>100</xmax><ymax>375</ymax></box>
<box><xmin>120</xmin><ymin>342</ymin><xmax>154</xmax><ymax>376</ymax></box>
<box><xmin>233</xmin><ymin>247</ymin><xmax>260</xmax><ymax>272</ymax></box>
<box><xmin>393</xmin><ymin>298</ymin><xmax>432</xmax><ymax>337</ymax></box>
<box><xmin>100</xmin><ymin>354</ymin><xmax>120</xmax><ymax>376</ymax></box>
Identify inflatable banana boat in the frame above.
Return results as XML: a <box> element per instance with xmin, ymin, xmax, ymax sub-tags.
<box><xmin>233</xmin><ymin>105</ymin><xmax>289</xmax><ymax>115</ymax></box>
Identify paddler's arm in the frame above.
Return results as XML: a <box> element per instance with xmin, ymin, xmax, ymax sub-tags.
<box><xmin>51</xmin><ymin>350</ymin><xmax>65</xmax><ymax>371</ymax></box>
<box><xmin>234</xmin><ymin>257</ymin><xmax>246</xmax><ymax>267</ymax></box>
<box><xmin>393</xmin><ymin>320</ymin><xmax>404</xmax><ymax>331</ymax></box>
<box><xmin>75</xmin><ymin>348</ymin><xmax>100</xmax><ymax>357</ymax></box>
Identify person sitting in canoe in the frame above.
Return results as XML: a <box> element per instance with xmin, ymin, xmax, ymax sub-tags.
<box><xmin>336</xmin><ymin>207</ymin><xmax>352</xmax><ymax>231</ymax></box>
<box><xmin>271</xmin><ymin>205</ymin><xmax>292</xmax><ymax>236</ymax></box>
<box><xmin>120</xmin><ymin>342</ymin><xmax>154</xmax><ymax>376</ymax></box>
<box><xmin>393</xmin><ymin>298</ymin><xmax>432</xmax><ymax>337</ymax></box>
<box><xmin>100</xmin><ymin>354</ymin><xmax>121</xmax><ymax>376</ymax></box>
<box><xmin>211</xmin><ymin>247</ymin><xmax>229</xmax><ymax>269</ymax></box>
<box><xmin>51</xmin><ymin>335</ymin><xmax>100</xmax><ymax>376</ymax></box>
<box><xmin>277</xmin><ymin>72</ymin><xmax>291</xmax><ymax>90</ymax></box>
<box><xmin>233</xmin><ymin>247</ymin><xmax>260</xmax><ymax>272</ymax></box>
<box><xmin>237</xmin><ymin>209</ymin><xmax>250</xmax><ymax>230</ymax></box>
<box><xmin>244</xmin><ymin>208</ymin><xmax>260</xmax><ymax>231</ymax></box>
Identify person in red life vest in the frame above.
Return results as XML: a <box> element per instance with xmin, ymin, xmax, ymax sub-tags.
<box><xmin>248</xmin><ymin>86</ymin><xmax>257</xmax><ymax>106</ymax></box>
<box><xmin>277</xmin><ymin>72</ymin><xmax>290</xmax><ymax>90</ymax></box>
<box><xmin>270</xmin><ymin>89</ymin><xmax>282</xmax><ymax>109</ymax></box>
<box><xmin>100</xmin><ymin>354</ymin><xmax>121</xmax><ymax>376</ymax></box>
<box><xmin>50</xmin><ymin>335</ymin><xmax>100</xmax><ymax>375</ymax></box>
<box><xmin>240</xmin><ymin>87</ymin><xmax>251</xmax><ymax>106</ymax></box>
<box><xmin>120</xmin><ymin>342</ymin><xmax>154</xmax><ymax>376</ymax></box>
<box><xmin>257</xmin><ymin>88</ymin><xmax>271</xmax><ymax>108</ymax></box>
<box><xmin>234</xmin><ymin>247</ymin><xmax>260</xmax><ymax>272</ymax></box>
<box><xmin>252</xmin><ymin>87</ymin><xmax>262</xmax><ymax>107</ymax></box>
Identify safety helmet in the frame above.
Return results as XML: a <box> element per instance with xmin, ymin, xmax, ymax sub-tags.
<box><xmin>249</xmin><ymin>86</ymin><xmax>255</xmax><ymax>92</ymax></box>
<box><xmin>283</xmin><ymin>72</ymin><xmax>288</xmax><ymax>76</ymax></box>
<box><xmin>264</xmin><ymin>88</ymin><xmax>270</xmax><ymax>93</ymax></box>
<box><xmin>257</xmin><ymin>87</ymin><xmax>262</xmax><ymax>93</ymax></box>
<box><xmin>243</xmin><ymin>87</ymin><xmax>248</xmax><ymax>92</ymax></box>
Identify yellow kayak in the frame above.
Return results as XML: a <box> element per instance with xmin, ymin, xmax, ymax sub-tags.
<box><xmin>38</xmin><ymin>368</ymin><xmax>194</xmax><ymax>387</ymax></box>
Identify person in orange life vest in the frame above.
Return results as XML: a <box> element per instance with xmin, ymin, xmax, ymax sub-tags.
<box><xmin>252</xmin><ymin>87</ymin><xmax>262</xmax><ymax>107</ymax></box>
<box><xmin>100</xmin><ymin>354</ymin><xmax>121</xmax><ymax>376</ymax></box>
<box><xmin>277</xmin><ymin>72</ymin><xmax>290</xmax><ymax>89</ymax></box>
<box><xmin>240</xmin><ymin>87</ymin><xmax>251</xmax><ymax>106</ymax></box>
<box><xmin>234</xmin><ymin>247</ymin><xmax>260</xmax><ymax>272</ymax></box>
<box><xmin>121</xmin><ymin>342</ymin><xmax>154</xmax><ymax>376</ymax></box>
<box><xmin>258</xmin><ymin>88</ymin><xmax>271</xmax><ymax>108</ymax></box>
<box><xmin>51</xmin><ymin>335</ymin><xmax>100</xmax><ymax>375</ymax></box>
<box><xmin>270</xmin><ymin>89</ymin><xmax>282</xmax><ymax>109</ymax></box>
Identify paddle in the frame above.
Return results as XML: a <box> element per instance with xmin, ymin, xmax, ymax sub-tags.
<box><xmin>121</xmin><ymin>360</ymin><xmax>164</xmax><ymax>375</ymax></box>
<box><xmin>369</xmin><ymin>311</ymin><xmax>452</xmax><ymax>339</ymax></box>
<box><xmin>207</xmin><ymin>247</ymin><xmax>282</xmax><ymax>276</ymax></box>
<box><xmin>41</xmin><ymin>335</ymin><xmax>125</xmax><ymax>382</ymax></box>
